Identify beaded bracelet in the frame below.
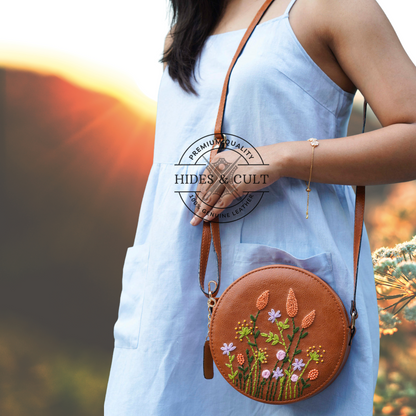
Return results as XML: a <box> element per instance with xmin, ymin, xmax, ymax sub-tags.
<box><xmin>306</xmin><ymin>138</ymin><xmax>319</xmax><ymax>219</ymax></box>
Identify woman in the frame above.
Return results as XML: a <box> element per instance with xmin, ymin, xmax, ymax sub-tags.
<box><xmin>104</xmin><ymin>0</ymin><xmax>416</xmax><ymax>415</ymax></box>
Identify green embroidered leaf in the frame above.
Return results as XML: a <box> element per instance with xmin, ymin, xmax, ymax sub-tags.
<box><xmin>309</xmin><ymin>351</ymin><xmax>320</xmax><ymax>362</ymax></box>
<box><xmin>230</xmin><ymin>355</ymin><xmax>235</xmax><ymax>363</ymax></box>
<box><xmin>306</xmin><ymin>378</ymin><xmax>310</xmax><ymax>382</ymax></box>
<box><xmin>284</xmin><ymin>369</ymin><xmax>290</xmax><ymax>376</ymax></box>
<box><xmin>248</xmin><ymin>356</ymin><xmax>254</xmax><ymax>364</ymax></box>
<box><xmin>294</xmin><ymin>349</ymin><xmax>302</xmax><ymax>355</ymax></box>
<box><xmin>248</xmin><ymin>341</ymin><xmax>256</xmax><ymax>347</ymax></box>
<box><xmin>293</xmin><ymin>327</ymin><xmax>299</xmax><ymax>333</ymax></box>
<box><xmin>225</xmin><ymin>363</ymin><xmax>232</xmax><ymax>368</ymax></box>
<box><xmin>301</xmin><ymin>381</ymin><xmax>312</xmax><ymax>395</ymax></box>
<box><xmin>301</xmin><ymin>378</ymin><xmax>306</xmax><ymax>386</ymax></box>
<box><xmin>266</xmin><ymin>338</ymin><xmax>272</xmax><ymax>343</ymax></box>
<box><xmin>285</xmin><ymin>318</ymin><xmax>289</xmax><ymax>324</ymax></box>
<box><xmin>234</xmin><ymin>370</ymin><xmax>238</xmax><ymax>377</ymax></box>
<box><xmin>254</xmin><ymin>330</ymin><xmax>260</xmax><ymax>339</ymax></box>
<box><xmin>260</xmin><ymin>333</ymin><xmax>268</xmax><ymax>337</ymax></box>
<box><xmin>271</xmin><ymin>340</ymin><xmax>279</xmax><ymax>346</ymax></box>
<box><xmin>278</xmin><ymin>321</ymin><xmax>283</xmax><ymax>328</ymax></box>
<box><xmin>300</xmin><ymin>332</ymin><xmax>308</xmax><ymax>339</ymax></box>
<box><xmin>250</xmin><ymin>314</ymin><xmax>256</xmax><ymax>322</ymax></box>
<box><xmin>238</xmin><ymin>366</ymin><xmax>245</xmax><ymax>372</ymax></box>
<box><xmin>244</xmin><ymin>374</ymin><xmax>249</xmax><ymax>381</ymax></box>
<box><xmin>239</xmin><ymin>373</ymin><xmax>243</xmax><ymax>380</ymax></box>
<box><xmin>283</xmin><ymin>356</ymin><xmax>289</xmax><ymax>363</ymax></box>
<box><xmin>287</xmin><ymin>334</ymin><xmax>293</xmax><ymax>341</ymax></box>
<box><xmin>238</xmin><ymin>326</ymin><xmax>252</xmax><ymax>339</ymax></box>
<box><xmin>282</xmin><ymin>323</ymin><xmax>290</xmax><ymax>329</ymax></box>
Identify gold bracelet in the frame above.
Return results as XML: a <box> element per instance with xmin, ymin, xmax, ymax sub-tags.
<box><xmin>306</xmin><ymin>138</ymin><xmax>319</xmax><ymax>219</ymax></box>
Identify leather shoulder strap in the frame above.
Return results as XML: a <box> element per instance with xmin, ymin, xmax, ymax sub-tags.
<box><xmin>198</xmin><ymin>0</ymin><xmax>368</xmax><ymax>343</ymax></box>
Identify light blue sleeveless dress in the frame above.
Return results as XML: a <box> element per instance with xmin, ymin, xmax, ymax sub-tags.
<box><xmin>104</xmin><ymin>0</ymin><xmax>379</xmax><ymax>414</ymax></box>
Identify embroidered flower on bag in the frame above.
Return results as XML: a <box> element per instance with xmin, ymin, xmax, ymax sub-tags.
<box><xmin>272</xmin><ymin>368</ymin><xmax>284</xmax><ymax>379</ymax></box>
<box><xmin>286</xmin><ymin>288</ymin><xmax>298</xmax><ymax>317</ymax></box>
<box><xmin>276</xmin><ymin>350</ymin><xmax>286</xmax><ymax>361</ymax></box>
<box><xmin>237</xmin><ymin>353</ymin><xmax>245</xmax><ymax>365</ymax></box>
<box><xmin>308</xmin><ymin>369</ymin><xmax>319</xmax><ymax>380</ymax></box>
<box><xmin>292</xmin><ymin>358</ymin><xmax>305</xmax><ymax>371</ymax></box>
<box><xmin>262</xmin><ymin>369</ymin><xmax>271</xmax><ymax>379</ymax></box>
<box><xmin>220</xmin><ymin>342</ymin><xmax>236</xmax><ymax>355</ymax></box>
<box><xmin>268</xmin><ymin>309</ymin><xmax>281</xmax><ymax>323</ymax></box>
<box><xmin>291</xmin><ymin>374</ymin><xmax>299</xmax><ymax>382</ymax></box>
<box><xmin>256</xmin><ymin>290</ymin><xmax>270</xmax><ymax>310</ymax></box>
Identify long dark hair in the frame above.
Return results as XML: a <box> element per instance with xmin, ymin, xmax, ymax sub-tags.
<box><xmin>160</xmin><ymin>0</ymin><xmax>227</xmax><ymax>96</ymax></box>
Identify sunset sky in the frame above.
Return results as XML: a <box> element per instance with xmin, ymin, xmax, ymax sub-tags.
<box><xmin>0</xmin><ymin>0</ymin><xmax>414</xmax><ymax>106</ymax></box>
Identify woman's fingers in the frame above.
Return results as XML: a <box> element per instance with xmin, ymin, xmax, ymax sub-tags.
<box><xmin>201</xmin><ymin>192</ymin><xmax>237</xmax><ymax>222</ymax></box>
<box><xmin>191</xmin><ymin>182</ymin><xmax>225</xmax><ymax>225</ymax></box>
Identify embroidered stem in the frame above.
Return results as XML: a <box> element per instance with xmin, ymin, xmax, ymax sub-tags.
<box><xmin>226</xmin><ymin>354</ymin><xmax>238</xmax><ymax>383</ymax></box>
<box><xmin>247</xmin><ymin>358</ymin><xmax>259</xmax><ymax>395</ymax></box>
<box><xmin>265</xmin><ymin>364</ymin><xmax>277</xmax><ymax>401</ymax></box>
<box><xmin>275</xmin><ymin>321</ymin><xmax>287</xmax><ymax>349</ymax></box>
<box><xmin>245</xmin><ymin>357</ymin><xmax>258</xmax><ymax>394</ymax></box>
<box><xmin>275</xmin><ymin>378</ymin><xmax>284</xmax><ymax>401</ymax></box>
<box><xmin>277</xmin><ymin>318</ymin><xmax>298</xmax><ymax>401</ymax></box>
<box><xmin>254</xmin><ymin>361</ymin><xmax>261</xmax><ymax>397</ymax></box>
<box><xmin>293</xmin><ymin>357</ymin><xmax>312</xmax><ymax>398</ymax></box>
<box><xmin>244</xmin><ymin>336</ymin><xmax>257</xmax><ymax>393</ymax></box>
<box><xmin>267</xmin><ymin>381</ymin><xmax>275</xmax><ymax>401</ymax></box>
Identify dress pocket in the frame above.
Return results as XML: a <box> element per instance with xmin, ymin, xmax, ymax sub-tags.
<box><xmin>113</xmin><ymin>243</ymin><xmax>150</xmax><ymax>349</ymax></box>
<box><xmin>232</xmin><ymin>243</ymin><xmax>334</xmax><ymax>286</ymax></box>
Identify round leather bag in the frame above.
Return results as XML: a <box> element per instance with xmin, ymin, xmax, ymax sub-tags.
<box><xmin>208</xmin><ymin>264</ymin><xmax>351</xmax><ymax>404</ymax></box>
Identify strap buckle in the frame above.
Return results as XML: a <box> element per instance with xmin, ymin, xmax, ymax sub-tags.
<box><xmin>349</xmin><ymin>300</ymin><xmax>359</xmax><ymax>344</ymax></box>
<box><xmin>217</xmin><ymin>133</ymin><xmax>227</xmax><ymax>152</ymax></box>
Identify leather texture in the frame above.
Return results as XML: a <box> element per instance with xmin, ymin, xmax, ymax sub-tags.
<box><xmin>198</xmin><ymin>0</ymin><xmax>368</xmax><ymax>404</ymax></box>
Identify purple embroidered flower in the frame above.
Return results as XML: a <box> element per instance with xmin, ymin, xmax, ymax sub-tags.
<box><xmin>291</xmin><ymin>374</ymin><xmax>299</xmax><ymax>382</ymax></box>
<box><xmin>268</xmin><ymin>308</ymin><xmax>281</xmax><ymax>323</ymax></box>
<box><xmin>276</xmin><ymin>350</ymin><xmax>286</xmax><ymax>361</ymax></box>
<box><xmin>262</xmin><ymin>369</ymin><xmax>271</xmax><ymax>379</ymax></box>
<box><xmin>220</xmin><ymin>342</ymin><xmax>236</xmax><ymax>355</ymax></box>
<box><xmin>273</xmin><ymin>368</ymin><xmax>284</xmax><ymax>379</ymax></box>
<box><xmin>292</xmin><ymin>358</ymin><xmax>306</xmax><ymax>371</ymax></box>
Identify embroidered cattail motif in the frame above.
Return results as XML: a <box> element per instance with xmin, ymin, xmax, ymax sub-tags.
<box><xmin>256</xmin><ymin>290</ymin><xmax>270</xmax><ymax>310</ymax></box>
<box><xmin>237</xmin><ymin>353</ymin><xmax>245</xmax><ymax>365</ymax></box>
<box><xmin>301</xmin><ymin>310</ymin><xmax>316</xmax><ymax>329</ymax></box>
<box><xmin>308</xmin><ymin>369</ymin><xmax>319</xmax><ymax>380</ymax></box>
<box><xmin>286</xmin><ymin>288</ymin><xmax>298</xmax><ymax>317</ymax></box>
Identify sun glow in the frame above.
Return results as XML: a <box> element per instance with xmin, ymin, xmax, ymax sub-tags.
<box><xmin>0</xmin><ymin>0</ymin><xmax>171</xmax><ymax>111</ymax></box>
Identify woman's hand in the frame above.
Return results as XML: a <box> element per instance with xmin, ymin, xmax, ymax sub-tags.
<box><xmin>190</xmin><ymin>143</ymin><xmax>283</xmax><ymax>226</ymax></box>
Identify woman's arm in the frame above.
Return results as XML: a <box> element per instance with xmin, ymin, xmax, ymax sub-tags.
<box><xmin>191</xmin><ymin>0</ymin><xmax>416</xmax><ymax>225</ymax></box>
<box><xmin>275</xmin><ymin>0</ymin><xmax>416</xmax><ymax>186</ymax></box>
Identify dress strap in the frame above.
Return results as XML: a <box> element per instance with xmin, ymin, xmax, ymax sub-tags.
<box><xmin>284</xmin><ymin>0</ymin><xmax>298</xmax><ymax>16</ymax></box>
